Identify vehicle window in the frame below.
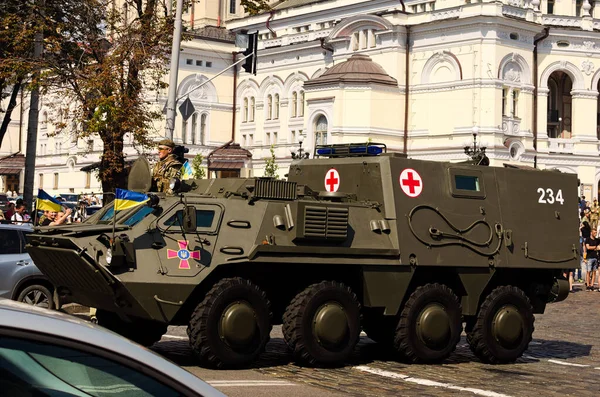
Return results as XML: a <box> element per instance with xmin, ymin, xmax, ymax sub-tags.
<box><xmin>0</xmin><ymin>336</ymin><xmax>183</xmax><ymax>397</ymax></box>
<box><xmin>0</xmin><ymin>229</ymin><xmax>22</xmax><ymax>254</ymax></box>
<box><xmin>164</xmin><ymin>210</ymin><xmax>215</xmax><ymax>228</ymax></box>
<box><xmin>124</xmin><ymin>206</ymin><xmax>155</xmax><ymax>226</ymax></box>
<box><xmin>448</xmin><ymin>168</ymin><xmax>486</xmax><ymax>199</ymax></box>
<box><xmin>455</xmin><ymin>175</ymin><xmax>480</xmax><ymax>191</ymax></box>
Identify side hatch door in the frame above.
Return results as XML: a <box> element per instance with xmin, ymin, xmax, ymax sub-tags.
<box><xmin>156</xmin><ymin>202</ymin><xmax>223</xmax><ymax>277</ymax></box>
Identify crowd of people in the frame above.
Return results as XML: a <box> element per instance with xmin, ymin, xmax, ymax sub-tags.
<box><xmin>568</xmin><ymin>196</ymin><xmax>600</xmax><ymax>292</ymax></box>
<box><xmin>0</xmin><ymin>192</ymin><xmax>102</xmax><ymax>226</ymax></box>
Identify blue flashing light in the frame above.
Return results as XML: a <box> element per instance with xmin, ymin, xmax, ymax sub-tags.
<box><xmin>316</xmin><ymin>148</ymin><xmax>334</xmax><ymax>155</ymax></box>
<box><xmin>316</xmin><ymin>145</ymin><xmax>383</xmax><ymax>156</ymax></box>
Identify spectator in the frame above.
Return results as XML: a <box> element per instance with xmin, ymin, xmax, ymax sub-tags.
<box><xmin>10</xmin><ymin>204</ymin><xmax>26</xmax><ymax>225</ymax></box>
<box><xmin>585</xmin><ymin>229</ymin><xmax>600</xmax><ymax>291</ymax></box>
<box><xmin>40</xmin><ymin>209</ymin><xmax>72</xmax><ymax>226</ymax></box>
<box><xmin>4</xmin><ymin>202</ymin><xmax>15</xmax><ymax>220</ymax></box>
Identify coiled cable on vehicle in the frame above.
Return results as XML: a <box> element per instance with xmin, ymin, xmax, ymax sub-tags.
<box><xmin>407</xmin><ymin>204</ymin><xmax>503</xmax><ymax>257</ymax></box>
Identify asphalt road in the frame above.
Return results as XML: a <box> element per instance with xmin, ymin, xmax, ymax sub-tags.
<box><xmin>142</xmin><ymin>283</ymin><xmax>600</xmax><ymax>397</ymax></box>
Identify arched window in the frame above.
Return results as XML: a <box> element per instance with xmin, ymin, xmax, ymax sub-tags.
<box><xmin>274</xmin><ymin>94</ymin><xmax>280</xmax><ymax>119</ymax></box>
<box><xmin>243</xmin><ymin>98</ymin><xmax>248</xmax><ymax>123</ymax></box>
<box><xmin>250</xmin><ymin>97</ymin><xmax>255</xmax><ymax>122</ymax></box>
<box><xmin>200</xmin><ymin>114</ymin><xmax>207</xmax><ymax>145</ymax></box>
<box><xmin>299</xmin><ymin>91</ymin><xmax>305</xmax><ymax>117</ymax></box>
<box><xmin>291</xmin><ymin>92</ymin><xmax>297</xmax><ymax>118</ymax></box>
<box><xmin>191</xmin><ymin>113</ymin><xmax>197</xmax><ymax>144</ymax></box>
<box><xmin>315</xmin><ymin>115</ymin><xmax>328</xmax><ymax>145</ymax></box>
<box><xmin>267</xmin><ymin>95</ymin><xmax>273</xmax><ymax>120</ymax></box>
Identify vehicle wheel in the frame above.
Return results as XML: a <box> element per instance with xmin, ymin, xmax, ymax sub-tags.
<box><xmin>96</xmin><ymin>310</ymin><xmax>167</xmax><ymax>346</ymax></box>
<box><xmin>188</xmin><ymin>277</ymin><xmax>272</xmax><ymax>368</ymax></box>
<box><xmin>362</xmin><ymin>310</ymin><xmax>396</xmax><ymax>345</ymax></box>
<box><xmin>467</xmin><ymin>285</ymin><xmax>534</xmax><ymax>364</ymax></box>
<box><xmin>17</xmin><ymin>284</ymin><xmax>55</xmax><ymax>310</ymax></box>
<box><xmin>282</xmin><ymin>281</ymin><xmax>361</xmax><ymax>366</ymax></box>
<box><xmin>393</xmin><ymin>283</ymin><xmax>462</xmax><ymax>363</ymax></box>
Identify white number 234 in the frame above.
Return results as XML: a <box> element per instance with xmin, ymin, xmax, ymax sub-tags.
<box><xmin>537</xmin><ymin>188</ymin><xmax>564</xmax><ymax>205</ymax></box>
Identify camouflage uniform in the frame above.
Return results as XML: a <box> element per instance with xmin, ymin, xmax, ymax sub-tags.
<box><xmin>152</xmin><ymin>154</ymin><xmax>182</xmax><ymax>193</ymax></box>
<box><xmin>38</xmin><ymin>214</ymin><xmax>47</xmax><ymax>226</ymax></box>
<box><xmin>591</xmin><ymin>201</ymin><xmax>599</xmax><ymax>230</ymax></box>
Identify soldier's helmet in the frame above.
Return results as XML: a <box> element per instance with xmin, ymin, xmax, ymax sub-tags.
<box><xmin>157</xmin><ymin>139</ymin><xmax>175</xmax><ymax>149</ymax></box>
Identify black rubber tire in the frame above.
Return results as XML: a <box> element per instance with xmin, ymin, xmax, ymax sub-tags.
<box><xmin>282</xmin><ymin>281</ymin><xmax>361</xmax><ymax>366</ymax></box>
<box><xmin>96</xmin><ymin>310</ymin><xmax>167</xmax><ymax>347</ymax></box>
<box><xmin>187</xmin><ymin>277</ymin><xmax>272</xmax><ymax>368</ymax></box>
<box><xmin>362</xmin><ymin>311</ymin><xmax>396</xmax><ymax>346</ymax></box>
<box><xmin>467</xmin><ymin>285</ymin><xmax>534</xmax><ymax>364</ymax></box>
<box><xmin>393</xmin><ymin>283</ymin><xmax>462</xmax><ymax>363</ymax></box>
<box><xmin>17</xmin><ymin>284</ymin><xmax>55</xmax><ymax>310</ymax></box>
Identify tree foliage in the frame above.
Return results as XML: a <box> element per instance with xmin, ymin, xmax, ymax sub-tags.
<box><xmin>1</xmin><ymin>0</ymin><xmax>186</xmax><ymax>194</ymax></box>
<box><xmin>240</xmin><ymin>0</ymin><xmax>271</xmax><ymax>15</ymax></box>
<box><xmin>191</xmin><ymin>153</ymin><xmax>206</xmax><ymax>179</ymax></box>
<box><xmin>264</xmin><ymin>145</ymin><xmax>278</xmax><ymax>178</ymax></box>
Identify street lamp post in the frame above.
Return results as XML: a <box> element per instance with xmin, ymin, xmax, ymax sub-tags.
<box><xmin>463</xmin><ymin>126</ymin><xmax>489</xmax><ymax>166</ymax></box>
<box><xmin>291</xmin><ymin>135</ymin><xmax>310</xmax><ymax>159</ymax></box>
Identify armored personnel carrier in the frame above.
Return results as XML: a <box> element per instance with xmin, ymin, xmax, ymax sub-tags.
<box><xmin>26</xmin><ymin>143</ymin><xmax>576</xmax><ymax>368</ymax></box>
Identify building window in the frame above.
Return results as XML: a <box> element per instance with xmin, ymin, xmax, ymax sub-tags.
<box><xmin>291</xmin><ymin>92</ymin><xmax>297</xmax><ymax>118</ymax></box>
<box><xmin>191</xmin><ymin>113</ymin><xmax>197</xmax><ymax>144</ymax></box>
<box><xmin>196</xmin><ymin>60</ymin><xmax>202</xmax><ymax>66</ymax></box>
<box><xmin>548</xmin><ymin>0</ymin><xmax>555</xmax><ymax>14</ymax></box>
<box><xmin>242</xmin><ymin>134</ymin><xmax>247</xmax><ymax>146</ymax></box>
<box><xmin>273</xmin><ymin>131</ymin><xmax>278</xmax><ymax>143</ymax></box>
<box><xmin>512</xmin><ymin>90</ymin><xmax>519</xmax><ymax>118</ymax></box>
<box><xmin>186</xmin><ymin>59</ymin><xmax>193</xmax><ymax>65</ymax></box>
<box><xmin>315</xmin><ymin>115</ymin><xmax>328</xmax><ymax>145</ymax></box>
<box><xmin>352</xmin><ymin>32</ymin><xmax>359</xmax><ymax>51</ymax></box>
<box><xmin>243</xmin><ymin>98</ymin><xmax>248</xmax><ymax>122</ymax></box>
<box><xmin>274</xmin><ymin>94</ymin><xmax>280</xmax><ymax>119</ymax></box>
<box><xmin>249</xmin><ymin>134</ymin><xmax>254</xmax><ymax>146</ymax></box>
<box><xmin>266</xmin><ymin>132</ymin><xmax>271</xmax><ymax>144</ymax></box>
<box><xmin>502</xmin><ymin>88</ymin><xmax>508</xmax><ymax>117</ymax></box>
<box><xmin>85</xmin><ymin>172</ymin><xmax>91</xmax><ymax>189</ymax></box>
<box><xmin>230</xmin><ymin>0</ymin><xmax>236</xmax><ymax>13</ymax></box>
<box><xmin>39</xmin><ymin>174</ymin><xmax>43</xmax><ymax>189</ymax></box>
<box><xmin>53</xmin><ymin>173</ymin><xmax>59</xmax><ymax>190</ymax></box>
<box><xmin>250</xmin><ymin>97</ymin><xmax>255</xmax><ymax>122</ymax></box>
<box><xmin>267</xmin><ymin>95</ymin><xmax>273</xmax><ymax>120</ymax></box>
<box><xmin>291</xmin><ymin>130</ymin><xmax>296</xmax><ymax>143</ymax></box>
<box><xmin>87</xmin><ymin>140</ymin><xmax>93</xmax><ymax>151</ymax></box>
<box><xmin>206</xmin><ymin>61</ymin><xmax>212</xmax><ymax>67</ymax></box>
<box><xmin>299</xmin><ymin>91</ymin><xmax>305</xmax><ymax>117</ymax></box>
<box><xmin>200</xmin><ymin>114</ymin><xmax>207</xmax><ymax>144</ymax></box>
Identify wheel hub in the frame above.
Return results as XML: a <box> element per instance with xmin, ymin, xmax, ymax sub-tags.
<box><xmin>492</xmin><ymin>304</ymin><xmax>523</xmax><ymax>348</ymax></box>
<box><xmin>219</xmin><ymin>301</ymin><xmax>257</xmax><ymax>348</ymax></box>
<box><xmin>416</xmin><ymin>303</ymin><xmax>451</xmax><ymax>350</ymax></box>
<box><xmin>313</xmin><ymin>302</ymin><xmax>348</xmax><ymax>349</ymax></box>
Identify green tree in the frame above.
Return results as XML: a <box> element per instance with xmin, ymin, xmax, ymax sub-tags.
<box><xmin>1</xmin><ymin>0</ymin><xmax>189</xmax><ymax>198</ymax></box>
<box><xmin>240</xmin><ymin>0</ymin><xmax>271</xmax><ymax>15</ymax></box>
<box><xmin>191</xmin><ymin>153</ymin><xmax>206</xmax><ymax>179</ymax></box>
<box><xmin>264</xmin><ymin>145</ymin><xmax>278</xmax><ymax>178</ymax></box>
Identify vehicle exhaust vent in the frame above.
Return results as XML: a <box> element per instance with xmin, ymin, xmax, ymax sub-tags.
<box><xmin>254</xmin><ymin>179</ymin><xmax>297</xmax><ymax>200</ymax></box>
<box><xmin>303</xmin><ymin>205</ymin><xmax>348</xmax><ymax>240</ymax></box>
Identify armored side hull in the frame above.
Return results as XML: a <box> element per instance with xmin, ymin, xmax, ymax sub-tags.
<box><xmin>26</xmin><ymin>152</ymin><xmax>575</xmax><ymax>368</ymax></box>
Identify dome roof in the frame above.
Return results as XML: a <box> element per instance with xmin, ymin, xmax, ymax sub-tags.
<box><xmin>305</xmin><ymin>54</ymin><xmax>398</xmax><ymax>88</ymax></box>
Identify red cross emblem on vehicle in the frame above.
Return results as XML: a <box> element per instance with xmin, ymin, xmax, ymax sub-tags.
<box><xmin>167</xmin><ymin>240</ymin><xmax>200</xmax><ymax>269</ymax></box>
<box><xmin>399</xmin><ymin>168</ymin><xmax>423</xmax><ymax>198</ymax></box>
<box><xmin>324</xmin><ymin>168</ymin><xmax>340</xmax><ymax>192</ymax></box>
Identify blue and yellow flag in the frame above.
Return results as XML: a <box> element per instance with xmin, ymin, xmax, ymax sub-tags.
<box><xmin>114</xmin><ymin>188</ymin><xmax>149</xmax><ymax>211</ymax></box>
<box><xmin>181</xmin><ymin>161</ymin><xmax>193</xmax><ymax>180</ymax></box>
<box><xmin>36</xmin><ymin>189</ymin><xmax>62</xmax><ymax>212</ymax></box>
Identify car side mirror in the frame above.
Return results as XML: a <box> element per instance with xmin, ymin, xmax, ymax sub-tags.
<box><xmin>183</xmin><ymin>206</ymin><xmax>196</xmax><ymax>233</ymax></box>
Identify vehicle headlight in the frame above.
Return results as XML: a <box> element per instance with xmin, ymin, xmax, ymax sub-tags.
<box><xmin>106</xmin><ymin>248</ymin><xmax>112</xmax><ymax>264</ymax></box>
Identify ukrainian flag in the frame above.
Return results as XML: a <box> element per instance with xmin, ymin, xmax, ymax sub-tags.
<box><xmin>36</xmin><ymin>189</ymin><xmax>63</xmax><ymax>212</ymax></box>
<box><xmin>181</xmin><ymin>160</ymin><xmax>193</xmax><ymax>180</ymax></box>
<box><xmin>114</xmin><ymin>188</ymin><xmax>149</xmax><ymax>211</ymax></box>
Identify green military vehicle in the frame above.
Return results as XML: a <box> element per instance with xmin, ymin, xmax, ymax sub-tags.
<box><xmin>26</xmin><ymin>143</ymin><xmax>575</xmax><ymax>368</ymax></box>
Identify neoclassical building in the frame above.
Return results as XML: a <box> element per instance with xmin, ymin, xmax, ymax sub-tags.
<box><xmin>228</xmin><ymin>0</ymin><xmax>600</xmax><ymax>199</ymax></box>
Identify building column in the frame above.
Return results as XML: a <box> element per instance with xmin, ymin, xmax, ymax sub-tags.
<box><xmin>537</xmin><ymin>88</ymin><xmax>549</xmax><ymax>140</ymax></box>
<box><xmin>571</xmin><ymin>90</ymin><xmax>599</xmax><ymax>154</ymax></box>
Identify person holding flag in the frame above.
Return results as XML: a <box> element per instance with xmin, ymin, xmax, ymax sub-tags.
<box><xmin>36</xmin><ymin>189</ymin><xmax>71</xmax><ymax>226</ymax></box>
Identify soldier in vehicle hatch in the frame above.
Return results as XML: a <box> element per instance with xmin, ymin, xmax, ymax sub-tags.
<box><xmin>151</xmin><ymin>139</ymin><xmax>182</xmax><ymax>193</ymax></box>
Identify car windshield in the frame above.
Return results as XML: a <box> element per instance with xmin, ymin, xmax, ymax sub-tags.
<box><xmin>98</xmin><ymin>205</ymin><xmax>155</xmax><ymax>226</ymax></box>
<box><xmin>60</xmin><ymin>194</ymin><xmax>79</xmax><ymax>202</ymax></box>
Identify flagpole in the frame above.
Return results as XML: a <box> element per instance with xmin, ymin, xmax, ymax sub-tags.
<box><xmin>111</xmin><ymin>197</ymin><xmax>117</xmax><ymax>247</ymax></box>
<box><xmin>33</xmin><ymin>199</ymin><xmax>38</xmax><ymax>226</ymax></box>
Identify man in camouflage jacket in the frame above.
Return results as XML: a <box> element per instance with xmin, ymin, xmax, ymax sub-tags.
<box><xmin>152</xmin><ymin>139</ymin><xmax>182</xmax><ymax>193</ymax></box>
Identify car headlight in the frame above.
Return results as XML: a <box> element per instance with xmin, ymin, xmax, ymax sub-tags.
<box><xmin>106</xmin><ymin>248</ymin><xmax>112</xmax><ymax>264</ymax></box>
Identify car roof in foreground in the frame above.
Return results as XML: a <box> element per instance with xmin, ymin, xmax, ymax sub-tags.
<box><xmin>0</xmin><ymin>223</ymin><xmax>32</xmax><ymax>231</ymax></box>
<box><xmin>0</xmin><ymin>299</ymin><xmax>225</xmax><ymax>397</ymax></box>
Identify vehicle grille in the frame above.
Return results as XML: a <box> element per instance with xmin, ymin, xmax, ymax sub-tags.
<box><xmin>254</xmin><ymin>179</ymin><xmax>298</xmax><ymax>200</ymax></box>
<box><xmin>303</xmin><ymin>206</ymin><xmax>348</xmax><ymax>240</ymax></box>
